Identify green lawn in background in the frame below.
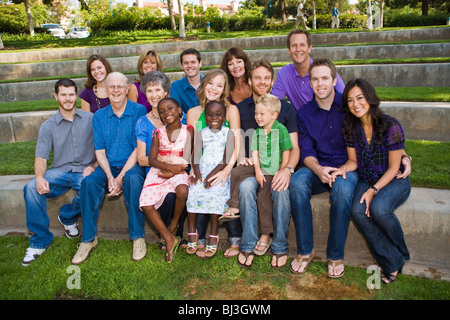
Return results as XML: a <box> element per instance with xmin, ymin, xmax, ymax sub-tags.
<box><xmin>0</xmin><ymin>140</ymin><xmax>448</xmax><ymax>190</ymax></box>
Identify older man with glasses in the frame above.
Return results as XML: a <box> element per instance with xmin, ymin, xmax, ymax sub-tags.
<box><xmin>72</xmin><ymin>72</ymin><xmax>148</xmax><ymax>264</ymax></box>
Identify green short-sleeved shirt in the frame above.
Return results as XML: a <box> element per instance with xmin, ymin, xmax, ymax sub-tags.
<box><xmin>251</xmin><ymin>120</ymin><xmax>293</xmax><ymax>175</ymax></box>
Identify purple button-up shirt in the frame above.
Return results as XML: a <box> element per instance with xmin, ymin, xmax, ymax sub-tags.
<box><xmin>297</xmin><ymin>91</ymin><xmax>348</xmax><ymax>167</ymax></box>
<box><xmin>271</xmin><ymin>58</ymin><xmax>345</xmax><ymax>111</ymax></box>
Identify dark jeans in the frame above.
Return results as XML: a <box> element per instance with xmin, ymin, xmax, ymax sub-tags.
<box><xmin>351</xmin><ymin>177</ymin><xmax>411</xmax><ymax>274</ymax></box>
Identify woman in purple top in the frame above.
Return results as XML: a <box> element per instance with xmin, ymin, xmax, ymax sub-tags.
<box><xmin>128</xmin><ymin>50</ymin><xmax>163</xmax><ymax>112</ymax></box>
<box><xmin>332</xmin><ymin>79</ymin><xmax>411</xmax><ymax>285</ymax></box>
<box><xmin>80</xmin><ymin>54</ymin><xmax>113</xmax><ymax>113</ymax></box>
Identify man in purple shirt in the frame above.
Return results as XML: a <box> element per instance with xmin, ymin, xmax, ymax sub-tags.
<box><xmin>271</xmin><ymin>29</ymin><xmax>345</xmax><ymax>111</ymax></box>
<box><xmin>289</xmin><ymin>59</ymin><xmax>358</xmax><ymax>278</ymax></box>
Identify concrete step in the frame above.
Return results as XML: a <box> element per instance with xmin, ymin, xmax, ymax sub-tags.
<box><xmin>1</xmin><ymin>101</ymin><xmax>448</xmax><ymax>143</ymax></box>
<box><xmin>1</xmin><ymin>42</ymin><xmax>449</xmax><ymax>81</ymax></box>
<box><xmin>1</xmin><ymin>27</ymin><xmax>448</xmax><ymax>64</ymax></box>
<box><xmin>1</xmin><ymin>62</ymin><xmax>449</xmax><ymax>103</ymax></box>
<box><xmin>0</xmin><ymin>174</ymin><xmax>448</xmax><ymax>281</ymax></box>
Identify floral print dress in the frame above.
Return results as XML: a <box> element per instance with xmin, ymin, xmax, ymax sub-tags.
<box><xmin>186</xmin><ymin>126</ymin><xmax>230</xmax><ymax>215</ymax></box>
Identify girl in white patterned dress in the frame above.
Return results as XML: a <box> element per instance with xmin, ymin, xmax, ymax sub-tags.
<box><xmin>139</xmin><ymin>98</ymin><xmax>194</xmax><ymax>263</ymax></box>
<box><xmin>186</xmin><ymin>101</ymin><xmax>235</xmax><ymax>258</ymax></box>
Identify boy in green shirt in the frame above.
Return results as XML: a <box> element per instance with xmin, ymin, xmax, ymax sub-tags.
<box><xmin>226</xmin><ymin>94</ymin><xmax>293</xmax><ymax>256</ymax></box>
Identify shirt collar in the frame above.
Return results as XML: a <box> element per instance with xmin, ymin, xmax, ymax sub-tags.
<box><xmin>107</xmin><ymin>99</ymin><xmax>134</xmax><ymax>118</ymax></box>
<box><xmin>55</xmin><ymin>107</ymin><xmax>83</xmax><ymax>124</ymax></box>
<box><xmin>311</xmin><ymin>90</ymin><xmax>343</xmax><ymax>112</ymax></box>
<box><xmin>181</xmin><ymin>73</ymin><xmax>203</xmax><ymax>90</ymax></box>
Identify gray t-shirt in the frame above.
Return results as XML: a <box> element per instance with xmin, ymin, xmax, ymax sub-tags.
<box><xmin>35</xmin><ymin>108</ymin><xmax>95</xmax><ymax>172</ymax></box>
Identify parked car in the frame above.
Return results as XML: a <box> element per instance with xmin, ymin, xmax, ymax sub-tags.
<box><xmin>41</xmin><ymin>24</ymin><xmax>66</xmax><ymax>39</ymax></box>
<box><xmin>67</xmin><ymin>27</ymin><xmax>90</xmax><ymax>39</ymax></box>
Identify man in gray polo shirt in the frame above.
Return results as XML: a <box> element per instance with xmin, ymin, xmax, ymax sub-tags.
<box><xmin>22</xmin><ymin>79</ymin><xmax>96</xmax><ymax>266</ymax></box>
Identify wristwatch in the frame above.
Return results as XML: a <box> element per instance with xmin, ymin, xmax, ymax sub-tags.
<box><xmin>286</xmin><ymin>166</ymin><xmax>295</xmax><ymax>174</ymax></box>
<box><xmin>118</xmin><ymin>174</ymin><xmax>125</xmax><ymax>181</ymax></box>
<box><xmin>370</xmin><ymin>185</ymin><xmax>379</xmax><ymax>195</ymax></box>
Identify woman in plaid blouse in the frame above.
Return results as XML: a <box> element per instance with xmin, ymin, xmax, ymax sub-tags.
<box><xmin>331</xmin><ymin>79</ymin><xmax>411</xmax><ymax>285</ymax></box>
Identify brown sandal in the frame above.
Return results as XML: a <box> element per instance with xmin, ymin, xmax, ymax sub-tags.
<box><xmin>327</xmin><ymin>259</ymin><xmax>345</xmax><ymax>278</ymax></box>
<box><xmin>290</xmin><ymin>250</ymin><xmax>315</xmax><ymax>274</ymax></box>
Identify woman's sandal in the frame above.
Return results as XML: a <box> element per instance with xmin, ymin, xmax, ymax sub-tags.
<box><xmin>165</xmin><ymin>236</ymin><xmax>180</xmax><ymax>263</ymax></box>
<box><xmin>204</xmin><ymin>235</ymin><xmax>219</xmax><ymax>259</ymax></box>
<box><xmin>186</xmin><ymin>230</ymin><xmax>198</xmax><ymax>255</ymax></box>
<box><xmin>381</xmin><ymin>265</ymin><xmax>403</xmax><ymax>284</ymax></box>
<box><xmin>218</xmin><ymin>208</ymin><xmax>240</xmax><ymax>223</ymax></box>
<box><xmin>327</xmin><ymin>259</ymin><xmax>345</xmax><ymax>279</ymax></box>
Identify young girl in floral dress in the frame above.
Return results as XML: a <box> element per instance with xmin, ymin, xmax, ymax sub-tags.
<box><xmin>186</xmin><ymin>101</ymin><xmax>235</xmax><ymax>258</ymax></box>
<box><xmin>139</xmin><ymin>98</ymin><xmax>194</xmax><ymax>263</ymax></box>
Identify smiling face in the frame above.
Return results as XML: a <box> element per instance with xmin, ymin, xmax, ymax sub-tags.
<box><xmin>90</xmin><ymin>60</ymin><xmax>108</xmax><ymax>83</ymax></box>
<box><xmin>55</xmin><ymin>85</ymin><xmax>77</xmax><ymax>113</ymax></box>
<box><xmin>205</xmin><ymin>74</ymin><xmax>226</xmax><ymax>102</ymax></box>
<box><xmin>142</xmin><ymin>55</ymin><xmax>158</xmax><ymax>74</ymax></box>
<box><xmin>157</xmin><ymin>99</ymin><xmax>182</xmax><ymax>125</ymax></box>
<box><xmin>288</xmin><ymin>33</ymin><xmax>312</xmax><ymax>66</ymax></box>
<box><xmin>310</xmin><ymin>65</ymin><xmax>337</xmax><ymax>101</ymax></box>
<box><xmin>181</xmin><ymin>54</ymin><xmax>202</xmax><ymax>78</ymax></box>
<box><xmin>145</xmin><ymin>83</ymin><xmax>168</xmax><ymax>109</ymax></box>
<box><xmin>346</xmin><ymin>86</ymin><xmax>371</xmax><ymax>121</ymax></box>
<box><xmin>227</xmin><ymin>56</ymin><xmax>246</xmax><ymax>79</ymax></box>
<box><xmin>205</xmin><ymin>102</ymin><xmax>226</xmax><ymax>130</ymax></box>
<box><xmin>106</xmin><ymin>73</ymin><xmax>129</xmax><ymax>108</ymax></box>
<box><xmin>255</xmin><ymin>102</ymin><xmax>278</xmax><ymax>130</ymax></box>
<box><xmin>249</xmin><ymin>66</ymin><xmax>274</xmax><ymax>97</ymax></box>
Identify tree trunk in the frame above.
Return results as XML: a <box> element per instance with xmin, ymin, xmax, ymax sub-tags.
<box><xmin>367</xmin><ymin>0</ymin><xmax>373</xmax><ymax>29</ymax></box>
<box><xmin>25</xmin><ymin>0</ymin><xmax>35</xmax><ymax>37</ymax></box>
<box><xmin>178</xmin><ymin>0</ymin><xmax>186</xmax><ymax>38</ymax></box>
<box><xmin>312</xmin><ymin>0</ymin><xmax>316</xmax><ymax>30</ymax></box>
<box><xmin>422</xmin><ymin>0</ymin><xmax>428</xmax><ymax>16</ymax></box>
<box><xmin>279</xmin><ymin>0</ymin><xmax>286</xmax><ymax>23</ymax></box>
<box><xmin>0</xmin><ymin>33</ymin><xmax>4</xmax><ymax>50</ymax></box>
<box><xmin>167</xmin><ymin>0</ymin><xmax>177</xmax><ymax>31</ymax></box>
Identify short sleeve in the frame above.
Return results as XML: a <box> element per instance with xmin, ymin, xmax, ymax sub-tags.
<box><xmin>386</xmin><ymin>118</ymin><xmax>405</xmax><ymax>151</ymax></box>
<box><xmin>279</xmin><ymin>125</ymin><xmax>293</xmax><ymax>152</ymax></box>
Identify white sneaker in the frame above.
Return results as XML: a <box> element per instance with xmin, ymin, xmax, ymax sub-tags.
<box><xmin>22</xmin><ymin>247</ymin><xmax>46</xmax><ymax>266</ymax></box>
<box><xmin>71</xmin><ymin>237</ymin><xmax>98</xmax><ymax>265</ymax></box>
<box><xmin>58</xmin><ymin>216</ymin><xmax>79</xmax><ymax>238</ymax></box>
<box><xmin>132</xmin><ymin>238</ymin><xmax>147</xmax><ymax>261</ymax></box>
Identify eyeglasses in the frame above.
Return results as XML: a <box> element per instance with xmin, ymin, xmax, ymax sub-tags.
<box><xmin>108</xmin><ymin>85</ymin><xmax>127</xmax><ymax>91</ymax></box>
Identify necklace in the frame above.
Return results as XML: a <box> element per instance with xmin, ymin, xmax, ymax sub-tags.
<box><xmin>149</xmin><ymin>111</ymin><xmax>162</xmax><ymax>124</ymax></box>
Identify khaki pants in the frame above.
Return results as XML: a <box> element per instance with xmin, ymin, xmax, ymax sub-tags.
<box><xmin>331</xmin><ymin>16</ymin><xmax>339</xmax><ymax>29</ymax></box>
<box><xmin>295</xmin><ymin>15</ymin><xmax>308</xmax><ymax>30</ymax></box>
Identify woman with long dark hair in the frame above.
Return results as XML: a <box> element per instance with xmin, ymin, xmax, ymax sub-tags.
<box><xmin>331</xmin><ymin>79</ymin><xmax>411</xmax><ymax>284</ymax></box>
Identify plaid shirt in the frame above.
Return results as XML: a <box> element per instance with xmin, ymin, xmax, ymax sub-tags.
<box><xmin>344</xmin><ymin>115</ymin><xmax>405</xmax><ymax>185</ymax></box>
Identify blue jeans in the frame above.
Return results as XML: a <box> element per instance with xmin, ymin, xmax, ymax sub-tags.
<box><xmin>290</xmin><ymin>166</ymin><xmax>358</xmax><ymax>260</ymax></box>
<box><xmin>351</xmin><ymin>177</ymin><xmax>411</xmax><ymax>274</ymax></box>
<box><xmin>24</xmin><ymin>169</ymin><xmax>84</xmax><ymax>249</ymax></box>
<box><xmin>239</xmin><ymin>177</ymin><xmax>291</xmax><ymax>254</ymax></box>
<box><xmin>80</xmin><ymin>164</ymin><xmax>145</xmax><ymax>242</ymax></box>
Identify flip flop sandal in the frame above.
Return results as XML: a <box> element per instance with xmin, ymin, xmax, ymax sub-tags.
<box><xmin>327</xmin><ymin>259</ymin><xmax>345</xmax><ymax>278</ymax></box>
<box><xmin>253</xmin><ymin>238</ymin><xmax>273</xmax><ymax>256</ymax></box>
<box><xmin>223</xmin><ymin>246</ymin><xmax>240</xmax><ymax>258</ymax></box>
<box><xmin>165</xmin><ymin>236</ymin><xmax>181</xmax><ymax>263</ymax></box>
<box><xmin>218</xmin><ymin>208</ymin><xmax>240</xmax><ymax>223</ymax></box>
<box><xmin>237</xmin><ymin>251</ymin><xmax>255</xmax><ymax>269</ymax></box>
<box><xmin>290</xmin><ymin>250</ymin><xmax>315</xmax><ymax>274</ymax></box>
<box><xmin>271</xmin><ymin>253</ymin><xmax>288</xmax><ymax>270</ymax></box>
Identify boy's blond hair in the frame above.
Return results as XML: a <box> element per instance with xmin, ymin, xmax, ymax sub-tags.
<box><xmin>255</xmin><ymin>93</ymin><xmax>281</xmax><ymax>114</ymax></box>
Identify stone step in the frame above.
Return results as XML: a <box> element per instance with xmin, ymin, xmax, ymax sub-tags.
<box><xmin>1</xmin><ymin>101</ymin><xmax>449</xmax><ymax>144</ymax></box>
<box><xmin>1</xmin><ymin>62</ymin><xmax>449</xmax><ymax>104</ymax></box>
<box><xmin>0</xmin><ymin>174</ymin><xmax>448</xmax><ymax>281</ymax></box>
<box><xmin>1</xmin><ymin>42</ymin><xmax>449</xmax><ymax>81</ymax></box>
<box><xmin>1</xmin><ymin>27</ymin><xmax>448</xmax><ymax>64</ymax></box>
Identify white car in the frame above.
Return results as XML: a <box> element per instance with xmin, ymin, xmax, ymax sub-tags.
<box><xmin>67</xmin><ymin>27</ymin><xmax>90</xmax><ymax>39</ymax></box>
<box><xmin>41</xmin><ymin>24</ymin><xmax>66</xmax><ymax>39</ymax></box>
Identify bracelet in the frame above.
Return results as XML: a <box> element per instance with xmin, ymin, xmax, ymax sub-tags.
<box><xmin>402</xmin><ymin>155</ymin><xmax>412</xmax><ymax>162</ymax></box>
<box><xmin>370</xmin><ymin>185</ymin><xmax>378</xmax><ymax>195</ymax></box>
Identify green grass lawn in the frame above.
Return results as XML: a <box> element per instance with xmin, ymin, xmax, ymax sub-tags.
<box><xmin>1</xmin><ymin>235</ymin><xmax>449</xmax><ymax>300</ymax></box>
<box><xmin>0</xmin><ymin>140</ymin><xmax>448</xmax><ymax>190</ymax></box>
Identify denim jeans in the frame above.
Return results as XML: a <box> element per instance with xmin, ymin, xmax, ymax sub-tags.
<box><xmin>24</xmin><ymin>169</ymin><xmax>84</xmax><ymax>249</ymax></box>
<box><xmin>351</xmin><ymin>177</ymin><xmax>411</xmax><ymax>274</ymax></box>
<box><xmin>239</xmin><ymin>177</ymin><xmax>291</xmax><ymax>254</ymax></box>
<box><xmin>80</xmin><ymin>164</ymin><xmax>145</xmax><ymax>242</ymax></box>
<box><xmin>290</xmin><ymin>166</ymin><xmax>358</xmax><ymax>260</ymax></box>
